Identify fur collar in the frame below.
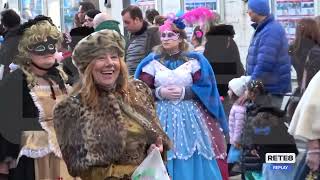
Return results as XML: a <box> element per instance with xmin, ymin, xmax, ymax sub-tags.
<box><xmin>206</xmin><ymin>24</ymin><xmax>235</xmax><ymax>37</ymax></box>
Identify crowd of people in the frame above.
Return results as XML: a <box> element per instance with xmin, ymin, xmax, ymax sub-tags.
<box><xmin>0</xmin><ymin>0</ymin><xmax>319</xmax><ymax>179</ymax></box>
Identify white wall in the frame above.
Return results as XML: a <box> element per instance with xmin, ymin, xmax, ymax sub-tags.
<box><xmin>5</xmin><ymin>0</ymin><xmax>19</xmax><ymax>12</ymax></box>
<box><xmin>99</xmin><ymin>0</ymin><xmax>124</xmax><ymax>34</ymax></box>
<box><xmin>223</xmin><ymin>0</ymin><xmax>253</xmax><ymax>68</ymax></box>
<box><xmin>47</xmin><ymin>0</ymin><xmax>61</xmax><ymax>29</ymax></box>
<box><xmin>0</xmin><ymin>0</ymin><xmax>3</xmax><ymax>11</ymax></box>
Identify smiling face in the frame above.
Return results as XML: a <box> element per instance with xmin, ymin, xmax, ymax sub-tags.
<box><xmin>91</xmin><ymin>52</ymin><xmax>120</xmax><ymax>89</ymax></box>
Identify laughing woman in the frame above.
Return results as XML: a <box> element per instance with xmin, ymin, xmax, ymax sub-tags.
<box><xmin>53</xmin><ymin>29</ymin><xmax>170</xmax><ymax>180</ymax></box>
<box><xmin>134</xmin><ymin>18</ymin><xmax>228</xmax><ymax>180</ymax></box>
<box><xmin>0</xmin><ymin>16</ymin><xmax>75</xmax><ymax>179</ymax></box>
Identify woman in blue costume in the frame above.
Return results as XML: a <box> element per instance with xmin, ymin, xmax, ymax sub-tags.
<box><xmin>134</xmin><ymin>18</ymin><xmax>228</xmax><ymax>180</ymax></box>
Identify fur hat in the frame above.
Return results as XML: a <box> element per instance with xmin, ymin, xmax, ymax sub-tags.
<box><xmin>228</xmin><ymin>76</ymin><xmax>251</xmax><ymax>97</ymax></box>
<box><xmin>248</xmin><ymin>0</ymin><xmax>270</xmax><ymax>16</ymax></box>
<box><xmin>72</xmin><ymin>29</ymin><xmax>125</xmax><ymax>73</ymax></box>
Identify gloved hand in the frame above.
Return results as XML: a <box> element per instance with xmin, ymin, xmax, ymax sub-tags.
<box><xmin>159</xmin><ymin>86</ymin><xmax>184</xmax><ymax>100</ymax></box>
<box><xmin>306</xmin><ymin>140</ymin><xmax>320</xmax><ymax>171</ymax></box>
<box><xmin>306</xmin><ymin>152</ymin><xmax>320</xmax><ymax>171</ymax></box>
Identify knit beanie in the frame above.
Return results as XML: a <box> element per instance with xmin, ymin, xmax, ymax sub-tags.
<box><xmin>72</xmin><ymin>29</ymin><xmax>125</xmax><ymax>73</ymax></box>
<box><xmin>248</xmin><ymin>0</ymin><xmax>270</xmax><ymax>16</ymax></box>
<box><xmin>228</xmin><ymin>76</ymin><xmax>251</xmax><ymax>97</ymax></box>
<box><xmin>94</xmin><ymin>20</ymin><xmax>121</xmax><ymax>35</ymax></box>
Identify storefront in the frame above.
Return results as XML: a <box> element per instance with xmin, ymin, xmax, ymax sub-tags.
<box><xmin>273</xmin><ymin>0</ymin><xmax>319</xmax><ymax>41</ymax></box>
<box><xmin>2</xmin><ymin>0</ymin><xmax>99</xmax><ymax>32</ymax></box>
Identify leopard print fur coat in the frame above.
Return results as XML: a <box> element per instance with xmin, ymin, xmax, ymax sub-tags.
<box><xmin>53</xmin><ymin>80</ymin><xmax>171</xmax><ymax>177</ymax></box>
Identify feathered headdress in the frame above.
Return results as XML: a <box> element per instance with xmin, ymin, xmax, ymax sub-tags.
<box><xmin>182</xmin><ymin>7</ymin><xmax>214</xmax><ymax>25</ymax></box>
<box><xmin>159</xmin><ymin>7</ymin><xmax>215</xmax><ymax>32</ymax></box>
<box><xmin>159</xmin><ymin>12</ymin><xmax>186</xmax><ymax>32</ymax></box>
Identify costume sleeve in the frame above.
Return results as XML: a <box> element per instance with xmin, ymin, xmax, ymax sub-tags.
<box><xmin>139</xmin><ymin>72</ymin><xmax>155</xmax><ymax>89</ymax></box>
<box><xmin>191</xmin><ymin>60</ymin><xmax>201</xmax><ymax>74</ymax></box>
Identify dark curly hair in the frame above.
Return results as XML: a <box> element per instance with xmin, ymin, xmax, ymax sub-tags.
<box><xmin>0</xmin><ymin>9</ymin><xmax>21</xmax><ymax>29</ymax></box>
<box><xmin>145</xmin><ymin>9</ymin><xmax>159</xmax><ymax>24</ymax></box>
<box><xmin>247</xmin><ymin>80</ymin><xmax>265</xmax><ymax>95</ymax></box>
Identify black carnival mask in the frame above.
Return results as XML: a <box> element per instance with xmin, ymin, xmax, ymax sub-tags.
<box><xmin>30</xmin><ymin>37</ymin><xmax>57</xmax><ymax>55</ymax></box>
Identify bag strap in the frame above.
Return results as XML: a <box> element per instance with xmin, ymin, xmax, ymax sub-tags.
<box><xmin>300</xmin><ymin>49</ymin><xmax>312</xmax><ymax>94</ymax></box>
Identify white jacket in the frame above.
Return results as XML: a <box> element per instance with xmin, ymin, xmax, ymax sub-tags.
<box><xmin>288</xmin><ymin>71</ymin><xmax>320</xmax><ymax>140</ymax></box>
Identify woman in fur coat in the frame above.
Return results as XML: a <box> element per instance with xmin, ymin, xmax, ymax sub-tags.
<box><xmin>53</xmin><ymin>29</ymin><xmax>171</xmax><ymax>180</ymax></box>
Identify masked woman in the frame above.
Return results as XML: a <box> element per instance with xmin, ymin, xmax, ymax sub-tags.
<box><xmin>134</xmin><ymin>18</ymin><xmax>228</xmax><ymax>180</ymax></box>
<box><xmin>53</xmin><ymin>29</ymin><xmax>170</xmax><ymax>180</ymax></box>
<box><xmin>0</xmin><ymin>16</ymin><xmax>76</xmax><ymax>179</ymax></box>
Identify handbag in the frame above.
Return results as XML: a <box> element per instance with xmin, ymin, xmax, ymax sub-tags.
<box><xmin>131</xmin><ymin>148</ymin><xmax>170</xmax><ymax>180</ymax></box>
<box><xmin>227</xmin><ymin>145</ymin><xmax>241</xmax><ymax>163</ymax></box>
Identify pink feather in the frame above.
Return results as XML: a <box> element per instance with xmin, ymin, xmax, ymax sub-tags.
<box><xmin>159</xmin><ymin>20</ymin><xmax>173</xmax><ymax>32</ymax></box>
<box><xmin>182</xmin><ymin>7</ymin><xmax>214</xmax><ymax>25</ymax></box>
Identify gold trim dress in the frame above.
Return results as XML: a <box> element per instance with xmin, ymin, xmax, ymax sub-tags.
<box><xmin>18</xmin><ymin>85</ymin><xmax>79</xmax><ymax>180</ymax></box>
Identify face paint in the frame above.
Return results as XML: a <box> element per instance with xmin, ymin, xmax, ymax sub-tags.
<box><xmin>160</xmin><ymin>31</ymin><xmax>180</xmax><ymax>41</ymax></box>
<box><xmin>30</xmin><ymin>37</ymin><xmax>57</xmax><ymax>55</ymax></box>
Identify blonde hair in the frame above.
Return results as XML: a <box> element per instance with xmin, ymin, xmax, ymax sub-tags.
<box><xmin>71</xmin><ymin>29</ymin><xmax>134</xmax><ymax>109</ymax></box>
<box><xmin>14</xmin><ymin>20</ymin><xmax>63</xmax><ymax>88</ymax></box>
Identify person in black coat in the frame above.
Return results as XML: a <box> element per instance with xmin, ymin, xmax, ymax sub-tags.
<box><xmin>289</xmin><ymin>18</ymin><xmax>320</xmax><ymax>94</ymax></box>
<box><xmin>204</xmin><ymin>24</ymin><xmax>245</xmax><ymax>124</ymax></box>
<box><xmin>204</xmin><ymin>24</ymin><xmax>245</xmax><ymax>97</ymax></box>
<box><xmin>241</xmin><ymin>80</ymin><xmax>298</xmax><ymax>179</ymax></box>
<box><xmin>0</xmin><ymin>9</ymin><xmax>21</xmax><ymax>79</ymax></box>
<box><xmin>0</xmin><ymin>16</ymin><xmax>70</xmax><ymax>180</ymax></box>
<box><xmin>62</xmin><ymin>26</ymin><xmax>94</xmax><ymax>85</ymax></box>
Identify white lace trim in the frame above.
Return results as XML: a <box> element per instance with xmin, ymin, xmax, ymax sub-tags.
<box><xmin>17</xmin><ymin>147</ymin><xmax>51</xmax><ymax>164</ymax></box>
<box><xmin>29</xmin><ymin>90</ymin><xmax>62</xmax><ymax>158</ymax></box>
<box><xmin>168</xmin><ymin>141</ymin><xmax>215</xmax><ymax>161</ymax></box>
<box><xmin>33</xmin><ymin>85</ymin><xmax>60</xmax><ymax>92</ymax></box>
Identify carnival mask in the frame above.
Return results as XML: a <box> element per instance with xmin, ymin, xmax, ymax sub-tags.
<box><xmin>160</xmin><ymin>31</ymin><xmax>180</xmax><ymax>41</ymax></box>
<box><xmin>30</xmin><ymin>37</ymin><xmax>57</xmax><ymax>55</ymax></box>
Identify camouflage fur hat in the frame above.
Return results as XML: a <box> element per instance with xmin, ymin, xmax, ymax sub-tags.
<box><xmin>72</xmin><ymin>29</ymin><xmax>125</xmax><ymax>73</ymax></box>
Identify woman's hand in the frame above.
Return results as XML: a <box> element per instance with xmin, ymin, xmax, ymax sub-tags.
<box><xmin>306</xmin><ymin>152</ymin><xmax>320</xmax><ymax>171</ymax></box>
<box><xmin>307</xmin><ymin>140</ymin><xmax>320</xmax><ymax>171</ymax></box>
<box><xmin>159</xmin><ymin>86</ymin><xmax>183</xmax><ymax>100</ymax></box>
<box><xmin>148</xmin><ymin>137</ymin><xmax>163</xmax><ymax>154</ymax></box>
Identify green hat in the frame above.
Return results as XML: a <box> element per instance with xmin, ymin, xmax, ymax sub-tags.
<box><xmin>95</xmin><ymin>20</ymin><xmax>121</xmax><ymax>35</ymax></box>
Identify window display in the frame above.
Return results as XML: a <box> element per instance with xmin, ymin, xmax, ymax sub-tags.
<box><xmin>20</xmin><ymin>0</ymin><xmax>44</xmax><ymax>22</ymax></box>
<box><xmin>184</xmin><ymin>0</ymin><xmax>217</xmax><ymax>12</ymax></box>
<box><xmin>62</xmin><ymin>0</ymin><xmax>80</xmax><ymax>32</ymax></box>
<box><xmin>130</xmin><ymin>0</ymin><xmax>157</xmax><ymax>14</ymax></box>
<box><xmin>275</xmin><ymin>0</ymin><xmax>316</xmax><ymax>41</ymax></box>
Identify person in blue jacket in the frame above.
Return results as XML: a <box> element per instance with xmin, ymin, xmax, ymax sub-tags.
<box><xmin>134</xmin><ymin>18</ymin><xmax>228</xmax><ymax>180</ymax></box>
<box><xmin>246</xmin><ymin>0</ymin><xmax>291</xmax><ymax>107</ymax></box>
